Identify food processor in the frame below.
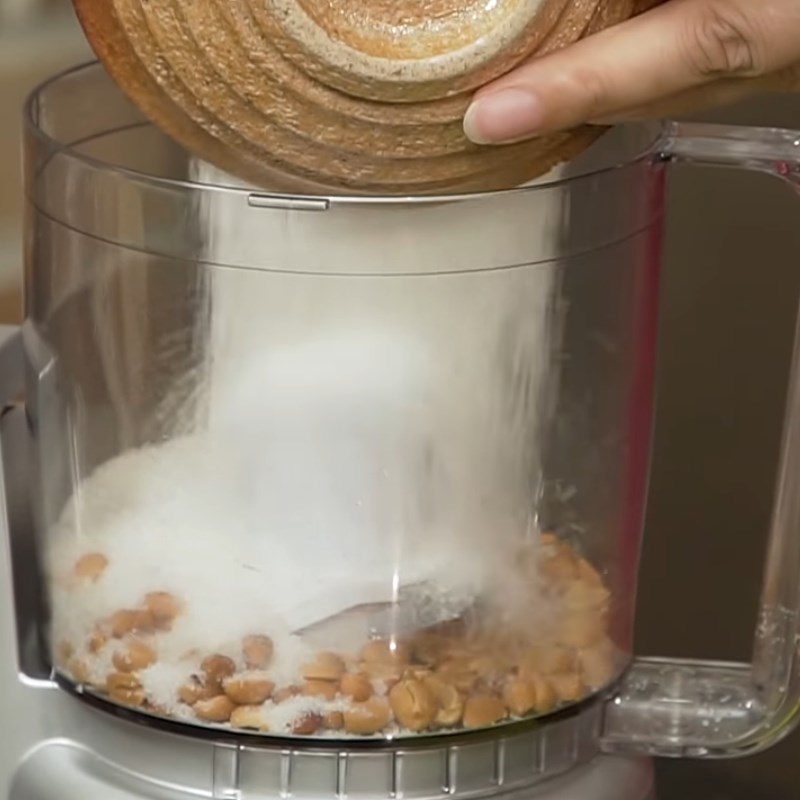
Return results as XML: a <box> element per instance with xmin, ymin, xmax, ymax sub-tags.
<box><xmin>2</xmin><ymin>62</ymin><xmax>800</xmax><ymax>799</ymax></box>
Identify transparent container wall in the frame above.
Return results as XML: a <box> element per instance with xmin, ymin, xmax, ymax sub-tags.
<box><xmin>24</xmin><ymin>65</ymin><xmax>663</xmax><ymax>740</ymax></box>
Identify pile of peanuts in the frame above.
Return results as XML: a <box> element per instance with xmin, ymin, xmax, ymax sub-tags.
<box><xmin>55</xmin><ymin>534</ymin><xmax>619</xmax><ymax>737</ymax></box>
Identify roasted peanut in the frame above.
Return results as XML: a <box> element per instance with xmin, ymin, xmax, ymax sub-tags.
<box><xmin>404</xmin><ymin>666</ymin><xmax>433</xmax><ymax>682</ymax></box>
<box><xmin>423</xmin><ymin>676</ymin><xmax>464</xmax><ymax>727</ymax></box>
<box><xmin>293</xmin><ymin>713</ymin><xmax>324</xmax><ymax>735</ymax></box>
<box><xmin>340</xmin><ymin>672</ymin><xmax>372</xmax><ymax>702</ymax></box>
<box><xmin>55</xmin><ymin>640</ymin><xmax>74</xmax><ymax>665</ymax></box>
<box><xmin>179</xmin><ymin>675</ymin><xmax>222</xmax><ymax>705</ymax></box>
<box><xmin>113</xmin><ymin>640</ymin><xmax>157</xmax><ymax>672</ymax></box>
<box><xmin>468</xmin><ymin>655</ymin><xmax>504</xmax><ymax>680</ymax></box>
<box><xmin>436</xmin><ymin>660</ymin><xmax>478</xmax><ymax>693</ymax></box>
<box><xmin>562</xmin><ymin>580</ymin><xmax>610</xmax><ymax>612</ymax></box>
<box><xmin>106</xmin><ymin>672</ymin><xmax>142</xmax><ymax>692</ymax></box>
<box><xmin>324</xmin><ymin>711</ymin><xmax>344</xmax><ymax>730</ymax></box>
<box><xmin>502</xmin><ymin>679</ymin><xmax>538</xmax><ymax>716</ymax></box>
<box><xmin>144</xmin><ymin>592</ymin><xmax>182</xmax><ymax>628</ymax></box>
<box><xmin>411</xmin><ymin>633</ymin><xmax>448</xmax><ymax>666</ymax></box>
<box><xmin>518</xmin><ymin>644</ymin><xmax>575</xmax><ymax>677</ymax></box>
<box><xmin>361</xmin><ymin>639</ymin><xmax>410</xmax><ymax>665</ymax></box>
<box><xmin>360</xmin><ymin>660</ymin><xmax>403</xmax><ymax>689</ymax></box>
<box><xmin>302</xmin><ymin>680</ymin><xmax>338</xmax><ymax>701</ymax></box>
<box><xmin>67</xmin><ymin>657</ymin><xmax>92</xmax><ymax>685</ymax></box>
<box><xmin>549</xmin><ymin>673</ymin><xmax>584</xmax><ymax>703</ymax></box>
<box><xmin>578</xmin><ymin>639</ymin><xmax>616</xmax><ymax>689</ymax></box>
<box><xmin>558</xmin><ymin>610</ymin><xmax>606</xmax><ymax>649</ymax></box>
<box><xmin>88</xmin><ymin>627</ymin><xmax>108</xmax><ymax>653</ymax></box>
<box><xmin>224</xmin><ymin>676</ymin><xmax>274</xmax><ymax>705</ymax></box>
<box><xmin>528</xmin><ymin>673</ymin><xmax>557</xmax><ymax>714</ymax></box>
<box><xmin>242</xmin><ymin>635</ymin><xmax>274</xmax><ymax>670</ymax></box>
<box><xmin>389</xmin><ymin>679</ymin><xmax>437</xmax><ymax>732</ymax></box>
<box><xmin>108</xmin><ymin>609</ymin><xmax>155</xmax><ymax>638</ymax></box>
<box><xmin>273</xmin><ymin>685</ymin><xmax>302</xmax><ymax>704</ymax></box>
<box><xmin>539</xmin><ymin>546</ymin><xmax>579</xmax><ymax>582</ymax></box>
<box><xmin>74</xmin><ymin>552</ymin><xmax>108</xmax><ymax>582</ymax></box>
<box><xmin>577</xmin><ymin>558</ymin><xmax>604</xmax><ymax>587</ymax></box>
<box><xmin>230</xmin><ymin>704</ymin><xmax>268</xmax><ymax>730</ymax></box>
<box><xmin>107</xmin><ymin>671</ymin><xmax>146</xmax><ymax>707</ymax></box>
<box><xmin>302</xmin><ymin>652</ymin><xmax>345</xmax><ymax>681</ymax></box>
<box><xmin>201</xmin><ymin>654</ymin><xmax>236</xmax><ymax>683</ymax></box>
<box><xmin>344</xmin><ymin>698</ymin><xmax>392</xmax><ymax>735</ymax></box>
<box><xmin>539</xmin><ymin>532</ymin><xmax>560</xmax><ymax>548</ymax></box>
<box><xmin>463</xmin><ymin>694</ymin><xmax>507</xmax><ymax>728</ymax></box>
<box><xmin>194</xmin><ymin>695</ymin><xmax>236</xmax><ymax>722</ymax></box>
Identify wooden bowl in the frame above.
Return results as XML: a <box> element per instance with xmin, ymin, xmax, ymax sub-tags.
<box><xmin>72</xmin><ymin>0</ymin><xmax>649</xmax><ymax>194</ymax></box>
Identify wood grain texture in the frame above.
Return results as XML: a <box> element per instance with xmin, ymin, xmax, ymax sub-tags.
<box><xmin>71</xmin><ymin>0</ymin><xmax>650</xmax><ymax>193</ymax></box>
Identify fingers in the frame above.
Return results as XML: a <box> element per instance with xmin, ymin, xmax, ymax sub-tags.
<box><xmin>592</xmin><ymin>61</ymin><xmax>800</xmax><ymax>123</ymax></box>
<box><xmin>463</xmin><ymin>0</ymin><xmax>800</xmax><ymax>144</ymax></box>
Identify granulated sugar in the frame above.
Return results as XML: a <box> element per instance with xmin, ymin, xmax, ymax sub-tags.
<box><xmin>43</xmin><ymin>162</ymin><xmax>575</xmax><ymax>734</ymax></box>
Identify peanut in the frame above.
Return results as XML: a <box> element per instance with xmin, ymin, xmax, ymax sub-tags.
<box><xmin>411</xmin><ymin>633</ymin><xmax>448</xmax><ymax>666</ymax></box>
<box><xmin>344</xmin><ymin>698</ymin><xmax>392</xmax><ymax>735</ymax></box>
<box><xmin>108</xmin><ymin>609</ymin><xmax>155</xmax><ymax>638</ymax></box>
<box><xmin>144</xmin><ymin>592</ymin><xmax>182</xmax><ymax>629</ymax></box>
<box><xmin>389</xmin><ymin>679</ymin><xmax>437</xmax><ymax>732</ymax></box>
<box><xmin>74</xmin><ymin>552</ymin><xmax>108</xmax><ymax>582</ymax></box>
<box><xmin>549</xmin><ymin>673</ymin><xmax>584</xmax><ymax>703</ymax></box>
<box><xmin>468</xmin><ymin>655</ymin><xmax>504</xmax><ymax>679</ymax></box>
<box><xmin>293</xmin><ymin>713</ymin><xmax>324</xmax><ymax>736</ymax></box>
<box><xmin>558</xmin><ymin>610</ymin><xmax>606</xmax><ymax>649</ymax></box>
<box><xmin>436</xmin><ymin>660</ymin><xmax>478</xmax><ymax>693</ymax></box>
<box><xmin>562</xmin><ymin>580</ymin><xmax>610</xmax><ymax>612</ymax></box>
<box><xmin>423</xmin><ymin>676</ymin><xmax>464</xmax><ymax>727</ymax></box>
<box><xmin>224</xmin><ymin>676</ymin><xmax>274</xmax><ymax>705</ymax></box>
<box><xmin>361</xmin><ymin>639</ymin><xmax>410</xmax><ymax>665</ymax></box>
<box><xmin>578</xmin><ymin>640</ymin><xmax>616</xmax><ymax>689</ymax></box>
<box><xmin>88</xmin><ymin>628</ymin><xmax>108</xmax><ymax>653</ymax></box>
<box><xmin>502</xmin><ymin>678</ymin><xmax>538</xmax><ymax>716</ymax></box>
<box><xmin>55</xmin><ymin>640</ymin><xmax>74</xmax><ymax>665</ymax></box>
<box><xmin>518</xmin><ymin>644</ymin><xmax>575</xmax><ymax>677</ymax></box>
<box><xmin>67</xmin><ymin>657</ymin><xmax>92</xmax><ymax>685</ymax></box>
<box><xmin>302</xmin><ymin>680</ymin><xmax>338</xmax><ymax>701</ymax></box>
<box><xmin>273</xmin><ymin>685</ymin><xmax>301</xmax><ymax>703</ymax></box>
<box><xmin>324</xmin><ymin>711</ymin><xmax>344</xmax><ymax>730</ymax></box>
<box><xmin>360</xmin><ymin>660</ymin><xmax>403</xmax><ymax>689</ymax></box>
<box><xmin>302</xmin><ymin>652</ymin><xmax>345</xmax><ymax>681</ymax></box>
<box><xmin>463</xmin><ymin>693</ymin><xmax>507</xmax><ymax>729</ymax></box>
<box><xmin>577</xmin><ymin>558</ymin><xmax>604</xmax><ymax>587</ymax></box>
<box><xmin>242</xmin><ymin>635</ymin><xmax>274</xmax><ymax>670</ymax></box>
<box><xmin>107</xmin><ymin>671</ymin><xmax>146</xmax><ymax>707</ymax></box>
<box><xmin>201</xmin><ymin>654</ymin><xmax>236</xmax><ymax>683</ymax></box>
<box><xmin>340</xmin><ymin>672</ymin><xmax>372</xmax><ymax>702</ymax></box>
<box><xmin>230</xmin><ymin>704</ymin><xmax>268</xmax><ymax>731</ymax></box>
<box><xmin>528</xmin><ymin>673</ymin><xmax>557</xmax><ymax>714</ymax></box>
<box><xmin>179</xmin><ymin>675</ymin><xmax>222</xmax><ymax>705</ymax></box>
<box><xmin>194</xmin><ymin>695</ymin><xmax>236</xmax><ymax>723</ymax></box>
<box><xmin>539</xmin><ymin>546</ymin><xmax>579</xmax><ymax>582</ymax></box>
<box><xmin>113</xmin><ymin>640</ymin><xmax>157</xmax><ymax>672</ymax></box>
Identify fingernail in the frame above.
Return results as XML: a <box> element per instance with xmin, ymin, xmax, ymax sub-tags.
<box><xmin>463</xmin><ymin>88</ymin><xmax>544</xmax><ymax>145</ymax></box>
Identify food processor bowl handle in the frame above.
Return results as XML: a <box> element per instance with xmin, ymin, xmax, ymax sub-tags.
<box><xmin>602</xmin><ymin>122</ymin><xmax>800</xmax><ymax>758</ymax></box>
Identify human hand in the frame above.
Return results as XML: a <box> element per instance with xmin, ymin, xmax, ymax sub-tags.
<box><xmin>463</xmin><ymin>0</ymin><xmax>800</xmax><ymax>144</ymax></box>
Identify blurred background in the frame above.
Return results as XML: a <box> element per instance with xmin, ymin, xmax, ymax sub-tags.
<box><xmin>0</xmin><ymin>0</ymin><xmax>90</xmax><ymax>320</ymax></box>
<box><xmin>1</xmin><ymin>1</ymin><xmax>800</xmax><ymax>796</ymax></box>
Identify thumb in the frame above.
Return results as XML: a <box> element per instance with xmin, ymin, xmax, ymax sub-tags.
<box><xmin>464</xmin><ymin>0</ymin><xmax>800</xmax><ymax>144</ymax></box>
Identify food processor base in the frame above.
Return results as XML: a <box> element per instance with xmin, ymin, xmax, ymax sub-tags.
<box><xmin>9</xmin><ymin>742</ymin><xmax>654</xmax><ymax>800</ymax></box>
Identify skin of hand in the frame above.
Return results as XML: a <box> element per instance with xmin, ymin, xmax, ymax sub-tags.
<box><xmin>463</xmin><ymin>0</ymin><xmax>800</xmax><ymax>144</ymax></box>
